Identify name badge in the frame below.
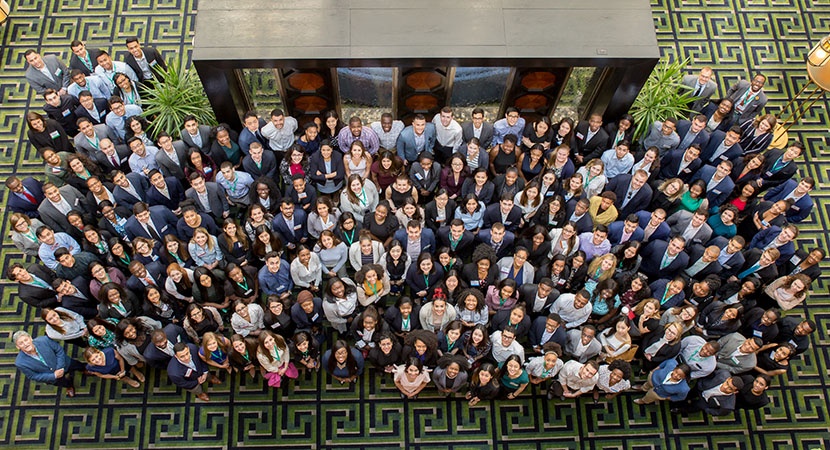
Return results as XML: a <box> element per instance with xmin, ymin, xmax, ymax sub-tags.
<box><xmin>55</xmin><ymin>68</ymin><xmax>62</xmax><ymax>76</ymax></box>
<box><xmin>270</xmin><ymin>322</ymin><xmax>281</xmax><ymax>329</ymax></box>
<box><xmin>713</xmin><ymin>190</ymin><xmax>721</xmax><ymax>195</ymax></box>
<box><xmin>185</xmin><ymin>368</ymin><xmax>193</xmax><ymax>377</ymax></box>
<box><xmin>504</xmin><ymin>221</ymin><xmax>512</xmax><ymax>226</ymax></box>
<box><xmin>791</xmin><ymin>206</ymin><xmax>800</xmax><ymax>211</ymax></box>
<box><xmin>293</xmin><ymin>225</ymin><xmax>301</xmax><ymax>230</ymax></box>
<box><xmin>297</xmin><ymin>192</ymin><xmax>307</xmax><ymax>199</ymax></box>
<box><xmin>789</xmin><ymin>255</ymin><xmax>801</xmax><ymax>264</ymax></box>
<box><xmin>49</xmin><ymin>130</ymin><xmax>61</xmax><ymax>139</ymax></box>
<box><xmin>311</xmin><ymin>313</ymin><xmax>319</xmax><ymax>321</ymax></box>
<box><xmin>765</xmin><ymin>171</ymin><xmax>773</xmax><ymax>177</ymax></box>
<box><xmin>719</xmin><ymin>155</ymin><xmax>728</xmax><ymax>161</ymax></box>
<box><xmin>470</xmin><ymin>280</ymin><xmax>480</xmax><ymax>287</ymax></box>
<box><xmin>682</xmin><ymin>168</ymin><xmax>691</xmax><ymax>173</ymax></box>
<box><xmin>150</xmin><ymin>60</ymin><xmax>158</xmax><ymax>67</ymax></box>
<box><xmin>99</xmin><ymin>111</ymin><xmax>107</xmax><ymax>119</ymax></box>
<box><xmin>788</xmin><ymin>339</ymin><xmax>797</xmax><ymax>347</ymax></box>
<box><xmin>414</xmin><ymin>173</ymin><xmax>423</xmax><ymax>181</ymax></box>
<box><xmin>752</xmin><ymin>330</ymin><xmax>763</xmax><ymax>338</ymax></box>
<box><xmin>576</xmin><ymin>132</ymin><xmax>585</xmax><ymax>140</ymax></box>
<box><xmin>62</xmin><ymin>109</ymin><xmax>71</xmax><ymax>117</ymax></box>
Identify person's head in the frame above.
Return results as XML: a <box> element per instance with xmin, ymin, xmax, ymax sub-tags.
<box><xmin>265</xmin><ymin>251</ymin><xmax>282</xmax><ymax>273</ymax></box>
<box><xmin>473</xmin><ymin>362</ymin><xmax>498</xmax><ymax>386</ymax></box>
<box><xmin>297</xmin><ymin>290</ymin><xmax>316</xmax><ymax>314</ymax></box>
<box><xmin>670</xmin><ymin>363</ymin><xmax>691</xmax><ymax>382</ymax></box>
<box><xmin>579</xmin><ymin>360</ymin><xmax>599</xmax><ymax>379</ymax></box>
<box><xmin>661</xmin><ymin>118</ymin><xmax>678</xmax><ymax>136</ymax></box>
<box><xmin>502</xmin><ymin>134</ymin><xmax>518</xmax><ymax>153</ymax></box>
<box><xmin>574</xmin><ymin>290</ymin><xmax>591</xmax><ymax>310</ymax></box>
<box><xmin>348</xmin><ymin>116</ymin><xmax>363</xmax><ymax>137</ymax></box>
<box><xmin>500</xmin><ymin>325</ymin><xmax>518</xmax><ymax>346</ymax></box>
<box><xmin>504</xmin><ymin>107</ymin><xmax>520</xmax><ymax>126</ymax></box>
<box><xmin>587</xmin><ymin>113</ymin><xmax>603</xmax><ymax>132</ymax></box>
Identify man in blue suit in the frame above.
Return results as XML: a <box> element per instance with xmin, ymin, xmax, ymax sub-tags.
<box><xmin>396</xmin><ymin>114</ymin><xmax>437</xmax><ymax>164</ymax></box>
<box><xmin>112</xmin><ymin>170</ymin><xmax>149</xmax><ymax>210</ymax></box>
<box><xmin>482</xmin><ymin>194</ymin><xmax>524</xmax><ymax>233</ymax></box>
<box><xmin>763</xmin><ymin>177</ymin><xmax>814</xmax><ymax>223</ymax></box>
<box><xmin>690</xmin><ymin>161</ymin><xmax>735</xmax><ymax>208</ymax></box>
<box><xmin>672</xmin><ymin>115</ymin><xmax>711</xmax><ymax>152</ymax></box>
<box><xmin>167</xmin><ymin>342</ymin><xmax>219</xmax><ymax>402</ymax></box>
<box><xmin>476</xmin><ymin>223</ymin><xmax>515</xmax><ymax>260</ymax></box>
<box><xmin>394</xmin><ymin>220</ymin><xmax>436</xmax><ymax>260</ymax></box>
<box><xmin>14</xmin><ymin>331</ymin><xmax>85</xmax><ymax>397</ymax></box>
<box><xmin>639</xmin><ymin>236</ymin><xmax>690</xmax><ymax>279</ymax></box>
<box><xmin>126</xmin><ymin>260</ymin><xmax>167</xmax><ymax>296</ymax></box>
<box><xmin>605</xmin><ymin>170</ymin><xmax>653</xmax><ymax>218</ymax></box>
<box><xmin>125</xmin><ymin>202</ymin><xmax>179</xmax><ymax>241</ymax></box>
<box><xmin>239</xmin><ymin>111</ymin><xmax>270</xmax><ymax>154</ymax></box>
<box><xmin>607</xmin><ymin>214</ymin><xmax>645</xmax><ymax>246</ymax></box>
<box><xmin>271</xmin><ymin>198</ymin><xmax>308</xmax><ymax>253</ymax></box>
<box><xmin>144</xmin><ymin>325</ymin><xmax>190</xmax><ymax>370</ymax></box>
<box><xmin>5</xmin><ymin>176</ymin><xmax>44</xmax><ymax>218</ymax></box>
<box><xmin>749</xmin><ymin>224</ymin><xmax>798</xmax><ymax>265</ymax></box>
<box><xmin>658</xmin><ymin>145</ymin><xmax>702</xmax><ymax>183</ymax></box>
<box><xmin>146</xmin><ymin>170</ymin><xmax>186</xmax><ymax>214</ymax></box>
<box><xmin>636</xmin><ymin>209</ymin><xmax>671</xmax><ymax>242</ymax></box>
<box><xmin>709</xmin><ymin>236</ymin><xmax>746</xmax><ymax>277</ymax></box>
<box><xmin>699</xmin><ymin>126</ymin><xmax>743</xmax><ymax>165</ymax></box>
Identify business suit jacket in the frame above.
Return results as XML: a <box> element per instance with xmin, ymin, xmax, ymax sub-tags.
<box><xmin>8</xmin><ymin>177</ymin><xmax>45</xmax><ymax>218</ymax></box>
<box><xmin>650</xmin><ymin>359</ymin><xmax>691</xmax><ymax>401</ymax></box>
<box><xmin>482</xmin><ymin>204</ymin><xmax>523</xmax><ymax>233</ymax></box>
<box><xmin>636</xmin><ymin>210</ymin><xmax>670</xmax><ymax>242</ymax></box>
<box><xmin>716</xmin><ymin>332</ymin><xmax>756</xmax><ymax>375</ymax></box>
<box><xmin>607</xmin><ymin>220</ymin><xmax>645</xmax><ymax>246</ymax></box>
<box><xmin>242</xmin><ymin>151</ymin><xmax>278</xmax><ymax>180</ymax></box>
<box><xmin>436</xmin><ymin>227</ymin><xmax>475</xmax><ymax>262</ymax></box>
<box><xmin>408</xmin><ymin>161</ymin><xmax>442</xmax><ymax>195</ymax></box>
<box><xmin>709</xmin><ymin>236</ymin><xmax>745</xmax><ymax>277</ymax></box>
<box><xmin>639</xmin><ymin>239</ymin><xmax>690</xmax><ymax>280</ymax></box>
<box><xmin>749</xmin><ymin>226</ymin><xmax>795</xmax><ymax>264</ymax></box>
<box><xmin>726</xmin><ymin>80</ymin><xmax>768</xmax><ymax>122</ymax></box>
<box><xmin>682</xmin><ymin>74</ymin><xmax>718</xmax><ymax>113</ymax></box>
<box><xmin>15</xmin><ymin>336</ymin><xmax>75</xmax><ymax>384</ymax></box>
<box><xmin>396</xmin><ymin>124</ymin><xmax>437</xmax><ymax>162</ymax></box>
<box><xmin>528</xmin><ymin>316</ymin><xmax>567</xmax><ymax>349</ymax></box>
<box><xmin>475</xmin><ymin>229</ymin><xmax>516</xmax><ymax>260</ymax></box>
<box><xmin>17</xmin><ymin>264</ymin><xmax>59</xmax><ymax>309</ymax></box>
<box><xmin>692</xmin><ymin>370</ymin><xmax>738</xmax><ymax>415</ymax></box>
<box><xmin>603</xmin><ymin>121</ymin><xmax>635</xmax><ymax>150</ymax></box>
<box><xmin>125</xmin><ymin>205</ymin><xmax>179</xmax><ymax>241</ymax></box>
<box><xmin>605</xmin><ymin>173</ymin><xmax>654</xmax><ymax>218</ymax></box>
<box><xmin>308</xmin><ymin>151</ymin><xmax>345</xmax><ymax>190</ymax></box>
<box><xmin>74</xmin><ymin>98</ymin><xmax>110</xmax><ymax>125</ymax></box>
<box><xmin>764</xmin><ymin>180</ymin><xmax>812</xmax><ymax>223</ymax></box>
<box><xmin>69</xmin><ymin>48</ymin><xmax>103</xmax><ymax>76</ymax></box>
<box><xmin>690</xmin><ymin>165</ymin><xmax>735</xmax><ymax>207</ymax></box>
<box><xmin>272</xmin><ymin>208</ymin><xmax>308</xmax><ymax>246</ymax></box>
<box><xmin>179</xmin><ymin>125</ymin><xmax>213</xmax><ymax>151</ymax></box>
<box><xmin>520</xmin><ymin>284</ymin><xmax>560</xmax><ymax>313</ymax></box>
<box><xmin>124</xmin><ymin>46</ymin><xmax>168</xmax><ymax>84</ymax></box>
<box><xmin>564</xmin><ymin>202</ymin><xmax>594</xmax><ymax>234</ymax></box>
<box><xmin>700</xmin><ymin>130</ymin><xmax>743</xmax><ymax>165</ymax></box>
<box><xmin>167</xmin><ymin>343</ymin><xmax>210</xmax><ymax>390</ymax></box>
<box><xmin>673</xmin><ymin>119</ymin><xmax>712</xmax><ymax>151</ymax></box>
<box><xmin>26</xmin><ymin>55</ymin><xmax>70</xmax><ymax>95</ymax></box>
<box><xmin>393</xmin><ymin>228</ymin><xmax>436</xmax><ymax>255</ymax></box>
<box><xmin>461</xmin><ymin>121</ymin><xmax>495</xmax><ymax>149</ymax></box>
<box><xmin>125</xmin><ymin>260</ymin><xmax>167</xmax><ymax>294</ymax></box>
<box><xmin>701</xmin><ymin>101</ymin><xmax>735</xmax><ymax>132</ymax></box>
<box><xmin>758</xmin><ymin>149</ymin><xmax>798</xmax><ymax>191</ymax></box>
<box><xmin>37</xmin><ymin>185</ymin><xmax>91</xmax><ymax>232</ymax></box>
<box><xmin>185</xmin><ymin>183</ymin><xmax>229</xmax><ymax>221</ymax></box>
<box><xmin>738</xmin><ymin>249</ymin><xmax>778</xmax><ymax>284</ymax></box>
<box><xmin>143</xmin><ymin>323</ymin><xmax>189</xmax><ymax>369</ymax></box>
<box><xmin>424</xmin><ymin>198</ymin><xmax>457</xmax><ymax>234</ymax></box>
<box><xmin>238</xmin><ymin>118</ymin><xmax>269</xmax><ymax>154</ymax></box>
<box><xmin>667</xmin><ymin>210</ymin><xmax>714</xmax><ymax>246</ymax></box>
<box><xmin>684</xmin><ymin>244</ymin><xmax>723</xmax><ymax>280</ymax></box>
<box><xmin>658</xmin><ymin>148</ymin><xmax>702</xmax><ymax>183</ymax></box>
<box><xmin>460</xmin><ymin>178</ymin><xmax>495</xmax><ymax>205</ymax></box>
<box><xmin>113</xmin><ymin>172</ymin><xmax>150</xmax><ymax>209</ymax></box>
<box><xmin>73</xmin><ymin>124</ymin><xmax>113</xmax><ymax>155</ymax></box>
<box><xmin>146</xmin><ymin>178</ymin><xmax>186</xmax><ymax>210</ymax></box>
<box><xmin>155</xmin><ymin>141</ymin><xmax>190</xmax><ymax>181</ymax></box>
<box><xmin>571</xmin><ymin>121</ymin><xmax>609</xmax><ymax>159</ymax></box>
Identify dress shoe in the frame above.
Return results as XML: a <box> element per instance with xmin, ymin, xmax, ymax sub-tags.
<box><xmin>196</xmin><ymin>393</ymin><xmax>210</xmax><ymax>402</ymax></box>
<box><xmin>65</xmin><ymin>387</ymin><xmax>76</xmax><ymax>398</ymax></box>
<box><xmin>209</xmin><ymin>375</ymin><xmax>222</xmax><ymax>385</ymax></box>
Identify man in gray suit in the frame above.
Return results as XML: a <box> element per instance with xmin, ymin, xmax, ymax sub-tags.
<box><xmin>38</xmin><ymin>182</ymin><xmax>92</xmax><ymax>233</ymax></box>
<box><xmin>667</xmin><ymin>208</ymin><xmax>713</xmax><ymax>246</ymax></box>
<box><xmin>682</xmin><ymin>67</ymin><xmax>718</xmax><ymax>114</ymax></box>
<box><xmin>25</xmin><ymin>50</ymin><xmax>70</xmax><ymax>95</ymax></box>
<box><xmin>73</xmin><ymin>117</ymin><xmax>115</xmax><ymax>156</ymax></box>
<box><xmin>726</xmin><ymin>74</ymin><xmax>768</xmax><ymax>123</ymax></box>
<box><xmin>185</xmin><ymin>173</ymin><xmax>229</xmax><ymax>222</ymax></box>
<box><xmin>461</xmin><ymin>107</ymin><xmax>495</xmax><ymax>150</ymax></box>
<box><xmin>716</xmin><ymin>333</ymin><xmax>762</xmax><ymax>375</ymax></box>
<box><xmin>155</xmin><ymin>132</ymin><xmax>189</xmax><ymax>182</ymax></box>
<box><xmin>180</xmin><ymin>115</ymin><xmax>212</xmax><ymax>151</ymax></box>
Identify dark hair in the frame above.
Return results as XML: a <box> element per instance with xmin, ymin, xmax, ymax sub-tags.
<box><xmin>326</xmin><ymin>340</ymin><xmax>359</xmax><ymax>376</ymax></box>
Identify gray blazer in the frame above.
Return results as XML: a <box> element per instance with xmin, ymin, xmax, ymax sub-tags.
<box><xmin>73</xmin><ymin>124</ymin><xmax>114</xmax><ymax>156</ymax></box>
<box><xmin>185</xmin><ymin>182</ymin><xmax>229</xmax><ymax>221</ymax></box>
<box><xmin>25</xmin><ymin>55</ymin><xmax>70</xmax><ymax>95</ymax></box>
<box><xmin>461</xmin><ymin>121</ymin><xmax>495</xmax><ymax>149</ymax></box>
<box><xmin>37</xmin><ymin>185</ymin><xmax>90</xmax><ymax>232</ymax></box>
<box><xmin>179</xmin><ymin>125</ymin><xmax>212</xmax><ymax>151</ymax></box>
<box><xmin>716</xmin><ymin>333</ymin><xmax>757</xmax><ymax>375</ymax></box>
<box><xmin>667</xmin><ymin>210</ymin><xmax>713</xmax><ymax>246</ymax></box>
<box><xmin>11</xmin><ymin>219</ymin><xmax>46</xmax><ymax>257</ymax></box>
<box><xmin>155</xmin><ymin>140</ymin><xmax>189</xmax><ymax>181</ymax></box>
<box><xmin>726</xmin><ymin>80</ymin><xmax>768</xmax><ymax>122</ymax></box>
<box><xmin>682</xmin><ymin>74</ymin><xmax>718</xmax><ymax>113</ymax></box>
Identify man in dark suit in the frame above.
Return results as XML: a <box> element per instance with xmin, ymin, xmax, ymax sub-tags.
<box><xmin>683</xmin><ymin>245</ymin><xmax>723</xmax><ymax>281</ymax></box>
<box><xmin>482</xmin><ymin>194</ymin><xmax>523</xmax><ymax>233</ymax></box>
<box><xmin>564</xmin><ymin>198</ymin><xmax>594</xmax><ymax>234</ymax></box>
<box><xmin>126</xmin><ymin>260</ymin><xmax>167</xmax><ymax>295</ymax></box>
<box><xmin>7</xmin><ymin>263</ymin><xmax>58</xmax><ymax>309</ymax></box>
<box><xmin>52</xmin><ymin>277</ymin><xmax>99</xmax><ymax>319</ymax></box>
<box><xmin>112</xmin><ymin>171</ymin><xmax>150</xmax><ymax>210</ymax></box>
<box><xmin>239</xmin><ymin>111</ymin><xmax>270</xmax><ymax>155</ymax></box>
<box><xmin>271</xmin><ymin>198</ymin><xmax>308</xmax><ymax>252</ymax></box>
<box><xmin>14</xmin><ymin>331</ymin><xmax>85</xmax><ymax>398</ymax></box>
<box><xmin>24</xmin><ymin>50</ymin><xmax>70</xmax><ymax>95</ymax></box>
<box><xmin>519</xmin><ymin>279</ymin><xmax>560</xmax><ymax>317</ymax></box>
<box><xmin>242</xmin><ymin>141</ymin><xmax>278</xmax><ymax>180</ymax></box>
<box><xmin>69</xmin><ymin>40</ymin><xmax>102</xmax><ymax>76</ymax></box>
<box><xmin>475</xmin><ymin>223</ymin><xmax>515</xmax><ymax>260</ymax></box>
<box><xmin>734</xmin><ymin>248</ymin><xmax>778</xmax><ymax>285</ymax></box>
<box><xmin>700</xmin><ymin>126</ymin><xmax>743</xmax><ymax>165</ymax></box>
<box><xmin>5</xmin><ymin>176</ymin><xmax>44</xmax><ymax>218</ymax></box>
<box><xmin>682</xmin><ymin>67</ymin><xmax>718</xmax><ymax>113</ymax></box>
<box><xmin>461</xmin><ymin>107</ymin><xmax>495</xmax><ymax>150</ymax></box>
<box><xmin>394</xmin><ymin>221</ymin><xmax>437</xmax><ymax>258</ymax></box>
<box><xmin>125</xmin><ymin>202</ymin><xmax>179</xmax><ymax>241</ymax></box>
<box><xmin>124</xmin><ymin>37</ymin><xmax>168</xmax><ymax>84</ymax></box>
<box><xmin>167</xmin><ymin>342</ymin><xmax>219</xmax><ymax>401</ymax></box>
<box><xmin>667</xmin><ymin>209</ymin><xmax>713</xmax><ymax>246</ymax></box>
<box><xmin>690</xmin><ymin>161</ymin><xmax>735</xmax><ymax>208</ymax></box>
<box><xmin>673</xmin><ymin>114</ymin><xmax>711</xmax><ymax>152</ymax></box>
<box><xmin>38</xmin><ymin>183</ymin><xmax>92</xmax><ymax>233</ymax></box>
<box><xmin>144</xmin><ymin>325</ymin><xmax>190</xmax><ymax>370</ymax></box>
<box><xmin>749</xmin><ymin>224</ymin><xmax>797</xmax><ymax>265</ymax></box>
<box><xmin>676</xmin><ymin>370</ymin><xmax>743</xmax><ymax>416</ymax></box>
<box><xmin>528</xmin><ymin>313</ymin><xmax>567</xmax><ymax>353</ymax></box>
<box><xmin>710</xmin><ymin>236</ymin><xmax>746</xmax><ymax>278</ymax></box>
<box><xmin>146</xmin><ymin>170</ymin><xmax>186</xmax><ymax>214</ymax></box>
<box><xmin>636</xmin><ymin>209</ymin><xmax>671</xmax><ymax>242</ymax></box>
<box><xmin>74</xmin><ymin>91</ymin><xmax>110</xmax><ymax>125</ymax></box>
<box><xmin>605</xmin><ymin>170</ymin><xmax>653</xmax><ymax>218</ymax></box>
<box><xmin>763</xmin><ymin>177</ymin><xmax>814</xmax><ymax>223</ymax></box>
<box><xmin>571</xmin><ymin>113</ymin><xmax>609</xmax><ymax>164</ymax></box>
<box><xmin>437</xmin><ymin>219</ymin><xmax>476</xmax><ymax>262</ymax></box>
<box><xmin>607</xmin><ymin>214</ymin><xmax>644</xmax><ymax>246</ymax></box>
<box><xmin>758</xmin><ymin>142</ymin><xmax>803</xmax><ymax>191</ymax></box>
<box><xmin>43</xmin><ymin>90</ymin><xmax>80</xmax><ymax>136</ymax></box>
<box><xmin>185</xmin><ymin>173</ymin><xmax>229</xmax><ymax>223</ymax></box>
<box><xmin>658</xmin><ymin>144</ymin><xmax>702</xmax><ymax>183</ymax></box>
<box><xmin>726</xmin><ymin>74</ymin><xmax>768</xmax><ymax>123</ymax></box>
<box><xmin>180</xmin><ymin>115</ymin><xmax>212</xmax><ymax>152</ymax></box>
<box><xmin>155</xmin><ymin>132</ymin><xmax>189</xmax><ymax>182</ymax></box>
<box><xmin>639</xmin><ymin>236</ymin><xmax>690</xmax><ymax>280</ymax></box>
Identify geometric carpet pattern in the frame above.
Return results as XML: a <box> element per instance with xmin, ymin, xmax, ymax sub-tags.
<box><xmin>0</xmin><ymin>0</ymin><xmax>829</xmax><ymax>448</ymax></box>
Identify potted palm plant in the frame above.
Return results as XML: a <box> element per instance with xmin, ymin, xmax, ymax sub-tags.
<box><xmin>141</xmin><ymin>58</ymin><xmax>216</xmax><ymax>137</ymax></box>
<box><xmin>629</xmin><ymin>57</ymin><xmax>697</xmax><ymax>141</ymax></box>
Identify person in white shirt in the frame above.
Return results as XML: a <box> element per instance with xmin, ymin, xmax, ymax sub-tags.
<box><xmin>548</xmin><ymin>359</ymin><xmax>599</xmax><ymax>400</ymax></box>
<box><xmin>432</xmin><ymin>107</ymin><xmax>463</xmax><ymax>163</ymax></box>
<box><xmin>371</xmin><ymin>113</ymin><xmax>405</xmax><ymax>151</ymax></box>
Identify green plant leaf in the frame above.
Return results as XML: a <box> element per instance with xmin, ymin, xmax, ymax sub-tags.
<box><xmin>630</xmin><ymin>56</ymin><xmax>696</xmax><ymax>141</ymax></box>
<box><xmin>141</xmin><ymin>58</ymin><xmax>217</xmax><ymax>137</ymax></box>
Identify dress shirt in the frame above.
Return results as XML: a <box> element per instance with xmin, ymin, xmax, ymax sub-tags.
<box><xmin>370</xmin><ymin>120</ymin><xmax>404</xmax><ymax>150</ymax></box>
<box><xmin>261</xmin><ymin>116</ymin><xmax>299</xmax><ymax>152</ymax></box>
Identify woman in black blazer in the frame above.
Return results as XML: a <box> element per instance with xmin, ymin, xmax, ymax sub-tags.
<box><xmin>308</xmin><ymin>140</ymin><xmax>346</xmax><ymax>195</ymax></box>
<box><xmin>638</xmin><ymin>321</ymin><xmax>683</xmax><ymax>372</ymax></box>
<box><xmin>423</xmin><ymin>189</ymin><xmax>457</xmax><ymax>234</ymax></box>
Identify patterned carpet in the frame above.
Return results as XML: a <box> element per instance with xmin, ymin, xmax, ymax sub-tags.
<box><xmin>0</xmin><ymin>0</ymin><xmax>829</xmax><ymax>448</ymax></box>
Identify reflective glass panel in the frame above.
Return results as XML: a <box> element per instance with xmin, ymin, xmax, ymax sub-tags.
<box><xmin>449</xmin><ymin>67</ymin><xmax>510</xmax><ymax>122</ymax></box>
<box><xmin>552</xmin><ymin>67</ymin><xmax>601</xmax><ymax>122</ymax></box>
<box><xmin>337</xmin><ymin>67</ymin><xmax>394</xmax><ymax>124</ymax></box>
<box><xmin>238</xmin><ymin>68</ymin><xmax>282</xmax><ymax>119</ymax></box>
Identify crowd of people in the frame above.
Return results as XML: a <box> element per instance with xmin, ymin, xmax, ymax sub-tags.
<box><xmin>10</xmin><ymin>42</ymin><xmax>820</xmax><ymax>415</ymax></box>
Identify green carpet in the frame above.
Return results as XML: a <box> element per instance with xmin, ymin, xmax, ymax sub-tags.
<box><xmin>0</xmin><ymin>0</ymin><xmax>828</xmax><ymax>448</ymax></box>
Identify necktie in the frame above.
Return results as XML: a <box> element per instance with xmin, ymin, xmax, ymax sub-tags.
<box><xmin>110</xmin><ymin>155</ymin><xmax>119</xmax><ymax>167</ymax></box>
<box><xmin>146</xmin><ymin>223</ymin><xmax>161</xmax><ymax>241</ymax></box>
<box><xmin>693</xmin><ymin>84</ymin><xmax>702</xmax><ymax>97</ymax></box>
<box><xmin>23</xmin><ymin>191</ymin><xmax>37</xmax><ymax>204</ymax></box>
<box><xmin>143</xmin><ymin>276</ymin><xmax>156</xmax><ymax>286</ymax></box>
